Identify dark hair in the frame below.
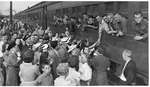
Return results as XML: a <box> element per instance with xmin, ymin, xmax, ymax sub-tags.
<box><xmin>40</xmin><ymin>61</ymin><xmax>50</xmax><ymax>73</ymax></box>
<box><xmin>22</xmin><ymin>49</ymin><xmax>34</xmax><ymax>63</ymax></box>
<box><xmin>59</xmin><ymin>35</ymin><xmax>63</xmax><ymax>39</ymax></box>
<box><xmin>68</xmin><ymin>55</ymin><xmax>79</xmax><ymax>70</ymax></box>
<box><xmin>134</xmin><ymin>11</ymin><xmax>143</xmax><ymax>17</ymax></box>
<box><xmin>43</xmin><ymin>34</ymin><xmax>49</xmax><ymax>41</ymax></box>
<box><xmin>114</xmin><ymin>12</ymin><xmax>128</xmax><ymax>19</ymax></box>
<box><xmin>40</xmin><ymin>52</ymin><xmax>49</xmax><ymax>64</ymax></box>
<box><xmin>7</xmin><ymin>41</ymin><xmax>16</xmax><ymax>51</ymax></box>
<box><xmin>102</xmin><ymin>13</ymin><xmax>108</xmax><ymax>17</ymax></box>
<box><xmin>82</xmin><ymin>13</ymin><xmax>87</xmax><ymax>16</ymax></box>
<box><xmin>88</xmin><ymin>15</ymin><xmax>94</xmax><ymax>18</ymax></box>
<box><xmin>40</xmin><ymin>61</ymin><xmax>49</xmax><ymax>68</ymax></box>
<box><xmin>50</xmin><ymin>41</ymin><xmax>58</xmax><ymax>49</ymax></box>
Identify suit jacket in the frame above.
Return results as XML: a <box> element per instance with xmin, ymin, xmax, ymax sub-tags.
<box><xmin>89</xmin><ymin>54</ymin><xmax>110</xmax><ymax>85</ymax></box>
<box><xmin>118</xmin><ymin>60</ymin><xmax>136</xmax><ymax>85</ymax></box>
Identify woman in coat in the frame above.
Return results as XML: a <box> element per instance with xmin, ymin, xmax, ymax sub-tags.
<box><xmin>4</xmin><ymin>39</ymin><xmax>21</xmax><ymax>86</ymax></box>
<box><xmin>89</xmin><ymin>47</ymin><xmax>110</xmax><ymax>85</ymax></box>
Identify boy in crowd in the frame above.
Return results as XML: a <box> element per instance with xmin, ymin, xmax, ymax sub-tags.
<box><xmin>79</xmin><ymin>53</ymin><xmax>92</xmax><ymax>86</ymax></box>
<box><xmin>37</xmin><ymin>61</ymin><xmax>53</xmax><ymax>86</ymax></box>
<box><xmin>19</xmin><ymin>49</ymin><xmax>40</xmax><ymax>86</ymax></box>
<box><xmin>66</xmin><ymin>55</ymin><xmax>80</xmax><ymax>86</ymax></box>
<box><xmin>54</xmin><ymin>63</ymin><xmax>71</xmax><ymax>86</ymax></box>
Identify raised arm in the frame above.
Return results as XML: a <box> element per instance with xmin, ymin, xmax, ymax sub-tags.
<box><xmin>89</xmin><ymin>25</ymin><xmax>102</xmax><ymax>49</ymax></box>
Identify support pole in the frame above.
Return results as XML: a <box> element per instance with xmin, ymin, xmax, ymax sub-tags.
<box><xmin>10</xmin><ymin>1</ymin><xmax>13</xmax><ymax>30</ymax></box>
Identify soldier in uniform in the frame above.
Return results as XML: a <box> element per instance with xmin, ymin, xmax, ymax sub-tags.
<box><xmin>132</xmin><ymin>11</ymin><xmax>148</xmax><ymax>41</ymax></box>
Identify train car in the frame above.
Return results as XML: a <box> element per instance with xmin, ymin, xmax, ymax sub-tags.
<box><xmin>14</xmin><ymin>1</ymin><xmax>148</xmax><ymax>29</ymax></box>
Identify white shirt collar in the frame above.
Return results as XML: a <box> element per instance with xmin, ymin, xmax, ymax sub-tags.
<box><xmin>22</xmin><ymin>62</ymin><xmax>33</xmax><ymax>65</ymax></box>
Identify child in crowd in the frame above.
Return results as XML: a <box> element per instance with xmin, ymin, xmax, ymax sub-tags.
<box><xmin>66</xmin><ymin>55</ymin><xmax>80</xmax><ymax>86</ymax></box>
<box><xmin>79</xmin><ymin>53</ymin><xmax>92</xmax><ymax>86</ymax></box>
<box><xmin>37</xmin><ymin>61</ymin><xmax>53</xmax><ymax>86</ymax></box>
<box><xmin>54</xmin><ymin>63</ymin><xmax>71</xmax><ymax>86</ymax></box>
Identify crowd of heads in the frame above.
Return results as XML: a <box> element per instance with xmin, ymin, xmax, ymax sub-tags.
<box><xmin>0</xmin><ymin>16</ymin><xmax>110</xmax><ymax>86</ymax></box>
<box><xmin>0</xmin><ymin>10</ymin><xmax>141</xmax><ymax>86</ymax></box>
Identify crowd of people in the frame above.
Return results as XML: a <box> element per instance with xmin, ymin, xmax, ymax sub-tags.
<box><xmin>53</xmin><ymin>11</ymin><xmax>148</xmax><ymax>41</ymax></box>
<box><xmin>0</xmin><ymin>11</ymin><xmax>147</xmax><ymax>86</ymax></box>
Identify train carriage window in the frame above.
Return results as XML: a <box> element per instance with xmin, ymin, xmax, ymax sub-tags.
<box><xmin>72</xmin><ymin>7</ymin><xmax>78</xmax><ymax>16</ymax></box>
<box><xmin>117</xmin><ymin>2</ymin><xmax>128</xmax><ymax>16</ymax></box>
<box><xmin>94</xmin><ymin>4</ymin><xmax>101</xmax><ymax>16</ymax></box>
<box><xmin>118</xmin><ymin>2</ymin><xmax>128</xmax><ymax>11</ymax></box>
<box><xmin>85</xmin><ymin>5</ymin><xmax>89</xmax><ymax>14</ymax></box>
<box><xmin>140</xmin><ymin>2</ymin><xmax>148</xmax><ymax>9</ymax></box>
<box><xmin>76</xmin><ymin>6</ymin><xmax>81</xmax><ymax>16</ymax></box>
<box><xmin>63</xmin><ymin>8</ymin><xmax>68</xmax><ymax>15</ymax></box>
<box><xmin>140</xmin><ymin>2</ymin><xmax>148</xmax><ymax>18</ymax></box>
<box><xmin>59</xmin><ymin>9</ymin><xmax>63</xmax><ymax>17</ymax></box>
<box><xmin>105</xmin><ymin>2</ymin><xmax>114</xmax><ymax>12</ymax></box>
<box><xmin>80</xmin><ymin>6</ymin><xmax>86</xmax><ymax>14</ymax></box>
<box><xmin>62</xmin><ymin>8</ymin><xmax>65</xmax><ymax>15</ymax></box>
<box><xmin>72</xmin><ymin>7</ymin><xmax>76</xmax><ymax>14</ymax></box>
<box><xmin>56</xmin><ymin>9</ymin><xmax>59</xmax><ymax>16</ymax></box>
<box><xmin>66</xmin><ymin>8</ymin><xmax>68</xmax><ymax>15</ymax></box>
<box><xmin>88</xmin><ymin>4</ymin><xmax>98</xmax><ymax>16</ymax></box>
<box><xmin>68</xmin><ymin>8</ymin><xmax>72</xmax><ymax>15</ymax></box>
<box><xmin>74</xmin><ymin>7</ymin><xmax>79</xmax><ymax>16</ymax></box>
<box><xmin>87</xmin><ymin>5</ymin><xmax>93</xmax><ymax>15</ymax></box>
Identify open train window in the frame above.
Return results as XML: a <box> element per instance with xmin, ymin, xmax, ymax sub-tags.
<box><xmin>72</xmin><ymin>7</ymin><xmax>76</xmax><ymax>14</ymax></box>
<box><xmin>87</xmin><ymin>4</ymin><xmax>98</xmax><ymax>16</ymax></box>
<box><xmin>75</xmin><ymin>6</ymin><xmax>81</xmax><ymax>16</ymax></box>
<box><xmin>59</xmin><ymin>9</ymin><xmax>63</xmax><ymax>16</ymax></box>
<box><xmin>140</xmin><ymin>2</ymin><xmax>148</xmax><ymax>10</ymax></box>
<box><xmin>118</xmin><ymin>2</ymin><xmax>128</xmax><ymax>12</ymax></box>
<box><xmin>68</xmin><ymin>8</ymin><xmax>72</xmax><ymax>15</ymax></box>
<box><xmin>56</xmin><ymin>9</ymin><xmax>58</xmax><ymax>14</ymax></box>
<box><xmin>85</xmin><ymin>5</ymin><xmax>90</xmax><ymax>14</ymax></box>
<box><xmin>63</xmin><ymin>8</ymin><xmax>68</xmax><ymax>15</ymax></box>
<box><xmin>105</xmin><ymin>2</ymin><xmax>114</xmax><ymax>12</ymax></box>
<box><xmin>140</xmin><ymin>2</ymin><xmax>148</xmax><ymax>18</ymax></box>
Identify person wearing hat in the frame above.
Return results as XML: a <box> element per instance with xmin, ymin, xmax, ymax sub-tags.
<box><xmin>54</xmin><ymin>63</ymin><xmax>71</xmax><ymax>86</ymax></box>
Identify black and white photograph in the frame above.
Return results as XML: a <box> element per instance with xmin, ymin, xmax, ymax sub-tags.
<box><xmin>0</xmin><ymin>0</ymin><xmax>148</xmax><ymax>86</ymax></box>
